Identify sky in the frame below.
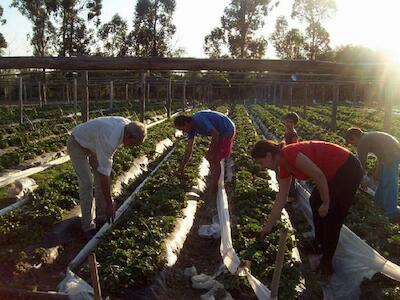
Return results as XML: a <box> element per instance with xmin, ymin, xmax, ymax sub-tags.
<box><xmin>1</xmin><ymin>0</ymin><xmax>400</xmax><ymax>60</ymax></box>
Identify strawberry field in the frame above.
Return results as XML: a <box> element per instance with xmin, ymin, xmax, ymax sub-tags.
<box><xmin>0</xmin><ymin>100</ymin><xmax>399</xmax><ymax>300</ymax></box>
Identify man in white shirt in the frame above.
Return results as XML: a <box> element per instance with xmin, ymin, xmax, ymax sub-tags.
<box><xmin>67</xmin><ymin>116</ymin><xmax>146</xmax><ymax>236</ymax></box>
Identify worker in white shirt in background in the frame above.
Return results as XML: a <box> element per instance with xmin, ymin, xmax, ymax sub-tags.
<box><xmin>67</xmin><ymin>117</ymin><xmax>147</xmax><ymax>238</ymax></box>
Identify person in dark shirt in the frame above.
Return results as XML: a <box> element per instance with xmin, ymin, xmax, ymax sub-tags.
<box><xmin>174</xmin><ymin>110</ymin><xmax>236</xmax><ymax>191</ymax></box>
<box><xmin>345</xmin><ymin>128</ymin><xmax>400</xmax><ymax>222</ymax></box>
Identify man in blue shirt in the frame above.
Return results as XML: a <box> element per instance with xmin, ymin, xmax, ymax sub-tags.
<box><xmin>174</xmin><ymin>110</ymin><xmax>236</xmax><ymax>191</ymax></box>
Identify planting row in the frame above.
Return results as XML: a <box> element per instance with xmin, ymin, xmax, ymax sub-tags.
<box><xmin>93</xmin><ymin>136</ymin><xmax>208</xmax><ymax>296</ymax></box>
<box><xmin>222</xmin><ymin>105</ymin><xmax>302</xmax><ymax>299</ymax></box>
<box><xmin>250</xmin><ymin>104</ymin><xmax>400</xmax><ymax>298</ymax></box>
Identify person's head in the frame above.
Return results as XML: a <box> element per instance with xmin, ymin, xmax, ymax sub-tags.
<box><xmin>251</xmin><ymin>140</ymin><xmax>284</xmax><ymax>170</ymax></box>
<box><xmin>174</xmin><ymin>115</ymin><xmax>193</xmax><ymax>133</ymax></box>
<box><xmin>283</xmin><ymin>112</ymin><xmax>299</xmax><ymax>130</ymax></box>
<box><xmin>123</xmin><ymin>121</ymin><xmax>147</xmax><ymax>147</ymax></box>
<box><xmin>345</xmin><ymin>127</ymin><xmax>363</xmax><ymax>146</ymax></box>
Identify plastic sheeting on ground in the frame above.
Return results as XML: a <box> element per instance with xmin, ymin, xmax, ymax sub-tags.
<box><xmin>57</xmin><ymin>269</ymin><xmax>93</xmax><ymax>300</ymax></box>
<box><xmin>295</xmin><ymin>181</ymin><xmax>400</xmax><ymax>300</ymax></box>
<box><xmin>216</xmin><ymin>160</ymin><xmax>272</xmax><ymax>300</ymax></box>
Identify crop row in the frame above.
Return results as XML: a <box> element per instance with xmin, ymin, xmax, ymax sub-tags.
<box><xmin>222</xmin><ymin>105</ymin><xmax>302</xmax><ymax>299</ymax></box>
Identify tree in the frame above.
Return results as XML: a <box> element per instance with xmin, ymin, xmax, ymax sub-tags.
<box><xmin>56</xmin><ymin>0</ymin><xmax>102</xmax><ymax>56</ymax></box>
<box><xmin>97</xmin><ymin>14</ymin><xmax>130</xmax><ymax>56</ymax></box>
<box><xmin>304</xmin><ymin>21</ymin><xmax>330</xmax><ymax>60</ymax></box>
<box><xmin>270</xmin><ymin>16</ymin><xmax>305</xmax><ymax>60</ymax></box>
<box><xmin>204</xmin><ymin>0</ymin><xmax>272</xmax><ymax>59</ymax></box>
<box><xmin>132</xmin><ymin>0</ymin><xmax>176</xmax><ymax>57</ymax></box>
<box><xmin>11</xmin><ymin>1</ymin><xmax>58</xmax><ymax>56</ymax></box>
<box><xmin>291</xmin><ymin>0</ymin><xmax>336</xmax><ymax>60</ymax></box>
<box><xmin>0</xmin><ymin>5</ymin><xmax>7</xmax><ymax>55</ymax></box>
<box><xmin>333</xmin><ymin>45</ymin><xmax>388</xmax><ymax>63</ymax></box>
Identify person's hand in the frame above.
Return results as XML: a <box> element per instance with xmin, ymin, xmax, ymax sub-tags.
<box><xmin>318</xmin><ymin>203</ymin><xmax>329</xmax><ymax>217</ymax></box>
<box><xmin>260</xmin><ymin>223</ymin><xmax>272</xmax><ymax>239</ymax></box>
<box><xmin>106</xmin><ymin>200</ymin><xmax>116</xmax><ymax>224</ymax></box>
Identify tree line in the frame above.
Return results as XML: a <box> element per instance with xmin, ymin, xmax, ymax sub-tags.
<box><xmin>0</xmin><ymin>0</ymin><xmax>390</xmax><ymax>63</ymax></box>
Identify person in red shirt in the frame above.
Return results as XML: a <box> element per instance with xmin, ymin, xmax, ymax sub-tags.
<box><xmin>251</xmin><ymin>140</ymin><xmax>363</xmax><ymax>277</ymax></box>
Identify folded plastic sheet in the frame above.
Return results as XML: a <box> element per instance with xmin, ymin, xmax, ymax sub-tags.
<box><xmin>217</xmin><ymin>160</ymin><xmax>272</xmax><ymax>300</ymax></box>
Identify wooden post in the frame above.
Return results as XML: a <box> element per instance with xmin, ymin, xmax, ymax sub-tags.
<box><xmin>273</xmin><ymin>83</ymin><xmax>277</xmax><ymax>105</ymax></box>
<box><xmin>331</xmin><ymin>83</ymin><xmax>339</xmax><ymax>131</ymax></box>
<box><xmin>38</xmin><ymin>81</ymin><xmax>42</xmax><ymax>107</ymax></box>
<box><xmin>279</xmin><ymin>84</ymin><xmax>283</xmax><ymax>106</ymax></box>
<box><xmin>167</xmin><ymin>77</ymin><xmax>172</xmax><ymax>117</ymax></box>
<box><xmin>139</xmin><ymin>73</ymin><xmax>146</xmax><ymax>123</ymax></box>
<box><xmin>270</xmin><ymin>229</ymin><xmax>289</xmax><ymax>299</ymax></box>
<box><xmin>73</xmin><ymin>78</ymin><xmax>78</xmax><ymax>116</ymax></box>
<box><xmin>66</xmin><ymin>82</ymin><xmax>70</xmax><ymax>104</ymax></box>
<box><xmin>147</xmin><ymin>82</ymin><xmax>150</xmax><ymax>103</ymax></box>
<box><xmin>88</xmin><ymin>253</ymin><xmax>102</xmax><ymax>300</ymax></box>
<box><xmin>383</xmin><ymin>81</ymin><xmax>393</xmax><ymax>132</ymax></box>
<box><xmin>109</xmin><ymin>80</ymin><xmax>114</xmax><ymax>110</ymax></box>
<box><xmin>288</xmin><ymin>84</ymin><xmax>293</xmax><ymax>109</ymax></box>
<box><xmin>19</xmin><ymin>76</ymin><xmax>23</xmax><ymax>124</ymax></box>
<box><xmin>183</xmin><ymin>80</ymin><xmax>187</xmax><ymax>111</ymax></box>
<box><xmin>207</xmin><ymin>83</ymin><xmax>211</xmax><ymax>104</ymax></box>
<box><xmin>125</xmin><ymin>83</ymin><xmax>129</xmax><ymax>102</ymax></box>
<box><xmin>43</xmin><ymin>82</ymin><xmax>47</xmax><ymax>105</ymax></box>
<box><xmin>322</xmin><ymin>85</ymin><xmax>326</xmax><ymax>103</ymax></box>
<box><xmin>81</xmin><ymin>71</ymin><xmax>89</xmax><ymax>122</ymax></box>
<box><xmin>353</xmin><ymin>83</ymin><xmax>357</xmax><ymax>103</ymax></box>
<box><xmin>268</xmin><ymin>85</ymin><xmax>272</xmax><ymax>101</ymax></box>
<box><xmin>23</xmin><ymin>84</ymin><xmax>27</xmax><ymax>103</ymax></box>
<box><xmin>303</xmin><ymin>84</ymin><xmax>308</xmax><ymax>117</ymax></box>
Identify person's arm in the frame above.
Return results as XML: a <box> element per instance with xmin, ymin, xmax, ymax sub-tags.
<box><xmin>295</xmin><ymin>153</ymin><xmax>330</xmax><ymax>217</ymax></box>
<box><xmin>260</xmin><ymin>177</ymin><xmax>291</xmax><ymax>237</ymax></box>
<box><xmin>206</xmin><ymin>128</ymin><xmax>220</xmax><ymax>162</ymax></box>
<box><xmin>178</xmin><ymin>137</ymin><xmax>195</xmax><ymax>174</ymax></box>
<box><xmin>99</xmin><ymin>173</ymin><xmax>115</xmax><ymax>223</ymax></box>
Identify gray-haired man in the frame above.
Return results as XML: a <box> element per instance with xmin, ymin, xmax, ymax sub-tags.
<box><xmin>67</xmin><ymin>116</ymin><xmax>146</xmax><ymax>236</ymax></box>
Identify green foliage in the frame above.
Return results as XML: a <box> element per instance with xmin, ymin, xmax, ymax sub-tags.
<box><xmin>132</xmin><ymin>0</ymin><xmax>176</xmax><ymax>57</ymax></box>
<box><xmin>204</xmin><ymin>0</ymin><xmax>271</xmax><ymax>59</ymax></box>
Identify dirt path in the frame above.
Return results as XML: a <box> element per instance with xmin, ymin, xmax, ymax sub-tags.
<box><xmin>158</xmin><ymin>191</ymin><xmax>223</xmax><ymax>300</ymax></box>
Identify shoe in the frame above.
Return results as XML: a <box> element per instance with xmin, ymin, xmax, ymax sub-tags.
<box><xmin>95</xmin><ymin>220</ymin><xmax>107</xmax><ymax>230</ymax></box>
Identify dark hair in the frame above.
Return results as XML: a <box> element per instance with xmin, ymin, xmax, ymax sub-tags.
<box><xmin>283</xmin><ymin>112</ymin><xmax>299</xmax><ymax>125</ymax></box>
<box><xmin>345</xmin><ymin>127</ymin><xmax>363</xmax><ymax>143</ymax></box>
<box><xmin>174</xmin><ymin>115</ymin><xmax>192</xmax><ymax>127</ymax></box>
<box><xmin>251</xmin><ymin>140</ymin><xmax>284</xmax><ymax>159</ymax></box>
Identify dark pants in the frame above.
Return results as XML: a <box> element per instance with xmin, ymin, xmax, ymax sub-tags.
<box><xmin>310</xmin><ymin>154</ymin><xmax>363</xmax><ymax>266</ymax></box>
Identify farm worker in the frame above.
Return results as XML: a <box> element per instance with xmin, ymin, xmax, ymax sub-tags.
<box><xmin>174</xmin><ymin>110</ymin><xmax>236</xmax><ymax>191</ymax></box>
<box><xmin>251</xmin><ymin>140</ymin><xmax>363</xmax><ymax>277</ymax></box>
<box><xmin>345</xmin><ymin>128</ymin><xmax>400</xmax><ymax>222</ymax></box>
<box><xmin>282</xmin><ymin>112</ymin><xmax>299</xmax><ymax>201</ymax></box>
<box><xmin>67</xmin><ymin>117</ymin><xmax>146</xmax><ymax>237</ymax></box>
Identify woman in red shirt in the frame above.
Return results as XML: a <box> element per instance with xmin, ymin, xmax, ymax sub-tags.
<box><xmin>251</xmin><ymin>140</ymin><xmax>363</xmax><ymax>277</ymax></box>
